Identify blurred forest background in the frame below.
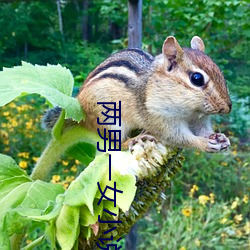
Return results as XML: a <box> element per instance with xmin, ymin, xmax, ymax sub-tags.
<box><xmin>0</xmin><ymin>0</ymin><xmax>249</xmax><ymax>249</ymax></box>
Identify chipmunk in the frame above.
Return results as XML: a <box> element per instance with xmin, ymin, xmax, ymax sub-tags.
<box><xmin>44</xmin><ymin>36</ymin><xmax>232</xmax><ymax>153</ymax></box>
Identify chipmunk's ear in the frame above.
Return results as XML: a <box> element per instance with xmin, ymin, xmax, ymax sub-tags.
<box><xmin>191</xmin><ymin>36</ymin><xmax>205</xmax><ymax>52</ymax></box>
<box><xmin>162</xmin><ymin>36</ymin><xmax>184</xmax><ymax>63</ymax></box>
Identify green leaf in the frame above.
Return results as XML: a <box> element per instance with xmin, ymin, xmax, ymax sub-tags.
<box><xmin>80</xmin><ymin>226</ymin><xmax>92</xmax><ymax>240</ymax></box>
<box><xmin>66</xmin><ymin>142</ymin><xmax>96</xmax><ymax>166</ymax></box>
<box><xmin>103</xmin><ymin>200</ymin><xmax>119</xmax><ymax>216</ymax></box>
<box><xmin>26</xmin><ymin>199</ymin><xmax>63</xmax><ymax>222</ymax></box>
<box><xmin>100</xmin><ymin>167</ymin><xmax>136</xmax><ymax>212</ymax></box>
<box><xmin>0</xmin><ymin>154</ymin><xmax>30</xmax><ymax>181</ymax></box>
<box><xmin>3</xmin><ymin>210</ymin><xmax>32</xmax><ymax>238</ymax></box>
<box><xmin>52</xmin><ymin>109</ymin><xmax>66</xmax><ymax>139</ymax></box>
<box><xmin>0</xmin><ymin>182</ymin><xmax>33</xmax><ymax>247</ymax></box>
<box><xmin>0</xmin><ymin>231</ymin><xmax>10</xmax><ymax>250</ymax></box>
<box><xmin>0</xmin><ymin>154</ymin><xmax>65</xmax><ymax>243</ymax></box>
<box><xmin>65</xmin><ymin>152</ymin><xmax>137</xmax><ymax>214</ymax></box>
<box><xmin>56</xmin><ymin>205</ymin><xmax>80</xmax><ymax>250</ymax></box>
<box><xmin>0</xmin><ymin>62</ymin><xmax>85</xmax><ymax>122</ymax></box>
<box><xmin>20</xmin><ymin>181</ymin><xmax>64</xmax><ymax>213</ymax></box>
<box><xmin>79</xmin><ymin>199</ymin><xmax>103</xmax><ymax>226</ymax></box>
<box><xmin>0</xmin><ymin>182</ymin><xmax>33</xmax><ymax>217</ymax></box>
<box><xmin>63</xmin><ymin>154</ymin><xmax>109</xmax><ymax>213</ymax></box>
<box><xmin>45</xmin><ymin>220</ymin><xmax>56</xmax><ymax>249</ymax></box>
<box><xmin>0</xmin><ymin>181</ymin><xmax>64</xmax><ymax>237</ymax></box>
<box><xmin>0</xmin><ymin>176</ymin><xmax>31</xmax><ymax>201</ymax></box>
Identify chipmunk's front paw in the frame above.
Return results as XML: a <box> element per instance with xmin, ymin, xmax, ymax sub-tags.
<box><xmin>206</xmin><ymin>133</ymin><xmax>230</xmax><ymax>152</ymax></box>
<box><xmin>128</xmin><ymin>134</ymin><xmax>156</xmax><ymax>152</ymax></box>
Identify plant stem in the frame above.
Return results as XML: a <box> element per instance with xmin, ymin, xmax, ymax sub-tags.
<box><xmin>10</xmin><ymin>232</ymin><xmax>25</xmax><ymax>250</ymax></box>
<box><xmin>30</xmin><ymin>125</ymin><xmax>103</xmax><ymax>181</ymax></box>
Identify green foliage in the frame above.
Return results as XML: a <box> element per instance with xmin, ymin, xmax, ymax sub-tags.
<box><xmin>61</xmin><ymin>42</ymin><xmax>110</xmax><ymax>86</ymax></box>
<box><xmin>0</xmin><ymin>62</ymin><xmax>84</xmax><ymax>121</ymax></box>
<box><xmin>137</xmin><ymin>140</ymin><xmax>250</xmax><ymax>249</ymax></box>
<box><xmin>138</xmin><ymin>196</ymin><xmax>249</xmax><ymax>249</ymax></box>
<box><xmin>0</xmin><ymin>154</ymin><xmax>64</xmax><ymax>249</ymax></box>
<box><xmin>214</xmin><ymin>97</ymin><xmax>250</xmax><ymax>140</ymax></box>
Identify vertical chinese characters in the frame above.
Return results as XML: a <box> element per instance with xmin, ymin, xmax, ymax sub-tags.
<box><xmin>96</xmin><ymin>101</ymin><xmax>123</xmax><ymax>249</ymax></box>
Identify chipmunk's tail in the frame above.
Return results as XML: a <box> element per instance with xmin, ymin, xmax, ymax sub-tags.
<box><xmin>41</xmin><ymin>106</ymin><xmax>62</xmax><ymax>130</ymax></box>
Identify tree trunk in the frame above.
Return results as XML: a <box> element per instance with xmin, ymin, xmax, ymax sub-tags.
<box><xmin>56</xmin><ymin>0</ymin><xmax>63</xmax><ymax>36</ymax></box>
<box><xmin>82</xmin><ymin>0</ymin><xmax>89</xmax><ymax>41</ymax></box>
<box><xmin>128</xmin><ymin>0</ymin><xmax>142</xmax><ymax>48</ymax></box>
<box><xmin>125</xmin><ymin>224</ymin><xmax>137</xmax><ymax>250</ymax></box>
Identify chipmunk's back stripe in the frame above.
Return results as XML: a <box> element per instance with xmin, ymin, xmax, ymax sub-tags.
<box><xmin>96</xmin><ymin>73</ymin><xmax>130</xmax><ymax>85</ymax></box>
<box><xmin>91</xmin><ymin>60</ymin><xmax>140</xmax><ymax>79</ymax></box>
<box><xmin>122</xmin><ymin>48</ymin><xmax>154</xmax><ymax>62</ymax></box>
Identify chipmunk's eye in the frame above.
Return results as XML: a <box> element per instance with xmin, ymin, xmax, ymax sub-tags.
<box><xmin>190</xmin><ymin>72</ymin><xmax>204</xmax><ymax>87</ymax></box>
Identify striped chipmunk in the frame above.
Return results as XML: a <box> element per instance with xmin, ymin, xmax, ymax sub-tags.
<box><xmin>43</xmin><ymin>36</ymin><xmax>232</xmax><ymax>153</ymax></box>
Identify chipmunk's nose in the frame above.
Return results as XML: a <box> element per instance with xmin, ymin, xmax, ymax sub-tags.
<box><xmin>219</xmin><ymin>101</ymin><xmax>232</xmax><ymax>114</ymax></box>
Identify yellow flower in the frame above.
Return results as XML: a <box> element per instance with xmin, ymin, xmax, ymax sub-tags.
<box><xmin>243</xmin><ymin>195</ymin><xmax>248</xmax><ymax>204</ymax></box>
<box><xmin>0</xmin><ymin>130</ymin><xmax>8</xmax><ymax>138</ymax></box>
<box><xmin>3</xmin><ymin>111</ymin><xmax>9</xmax><ymax>116</ymax></box>
<box><xmin>70</xmin><ymin>165</ymin><xmax>77</xmax><ymax>172</ymax></box>
<box><xmin>3</xmin><ymin>138</ymin><xmax>9</xmax><ymax>145</ymax></box>
<box><xmin>19</xmin><ymin>161</ymin><xmax>28</xmax><ymax>169</ymax></box>
<box><xmin>182</xmin><ymin>207</ymin><xmax>192</xmax><ymax>217</ymax></box>
<box><xmin>232</xmin><ymin>150</ymin><xmax>237</xmax><ymax>156</ymax></box>
<box><xmin>11</xmin><ymin>119</ymin><xmax>18</xmax><ymax>127</ymax></box>
<box><xmin>66</xmin><ymin>176</ymin><xmax>75</xmax><ymax>182</ymax></box>
<box><xmin>221</xmin><ymin>162</ymin><xmax>228</xmax><ymax>167</ymax></box>
<box><xmin>244</xmin><ymin>221</ymin><xmax>250</xmax><ymax>234</ymax></box>
<box><xmin>234</xmin><ymin>214</ymin><xmax>243</xmax><ymax>224</ymax></box>
<box><xmin>51</xmin><ymin>175</ymin><xmax>61</xmax><ymax>183</ymax></box>
<box><xmin>75</xmin><ymin>159</ymin><xmax>81</xmax><ymax>165</ymax></box>
<box><xmin>18</xmin><ymin>152</ymin><xmax>30</xmax><ymax>159</ymax></box>
<box><xmin>32</xmin><ymin>157</ymin><xmax>39</xmax><ymax>162</ymax></box>
<box><xmin>17</xmin><ymin>105</ymin><xmax>30</xmax><ymax>112</ymax></box>
<box><xmin>194</xmin><ymin>238</ymin><xmax>201</xmax><ymax>247</ymax></box>
<box><xmin>235</xmin><ymin>157</ymin><xmax>242</xmax><ymax>163</ymax></box>
<box><xmin>179</xmin><ymin>247</ymin><xmax>186</xmax><ymax>250</ymax></box>
<box><xmin>9</xmin><ymin>102</ymin><xmax>16</xmax><ymax>108</ymax></box>
<box><xmin>4</xmin><ymin>147</ymin><xmax>10</xmax><ymax>152</ymax></box>
<box><xmin>26</xmin><ymin>121</ymin><xmax>33</xmax><ymax>129</ymax></box>
<box><xmin>221</xmin><ymin>232</ymin><xmax>227</xmax><ymax>238</ymax></box>
<box><xmin>220</xmin><ymin>217</ymin><xmax>228</xmax><ymax>224</ymax></box>
<box><xmin>231</xmin><ymin>198</ymin><xmax>240</xmax><ymax>209</ymax></box>
<box><xmin>209</xmin><ymin>193</ymin><xmax>215</xmax><ymax>204</ymax></box>
<box><xmin>236</xmin><ymin>229</ymin><xmax>243</xmax><ymax>237</ymax></box>
<box><xmin>189</xmin><ymin>184</ymin><xmax>199</xmax><ymax>197</ymax></box>
<box><xmin>198</xmin><ymin>195</ymin><xmax>210</xmax><ymax>206</ymax></box>
<box><xmin>62</xmin><ymin>160</ymin><xmax>69</xmax><ymax>166</ymax></box>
